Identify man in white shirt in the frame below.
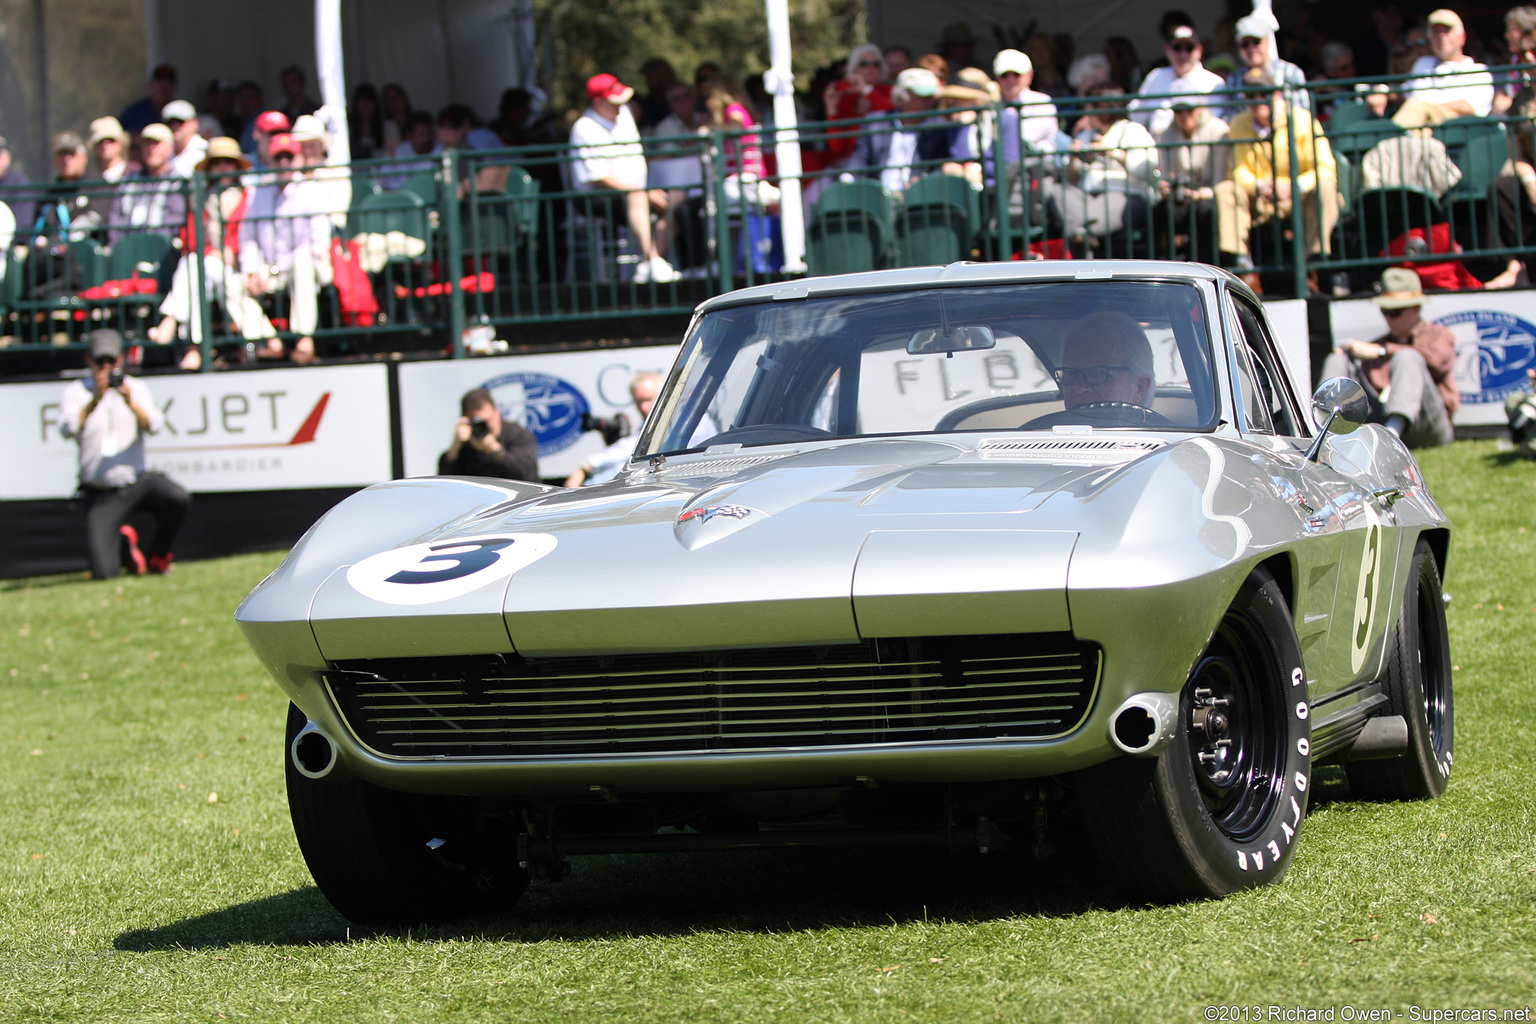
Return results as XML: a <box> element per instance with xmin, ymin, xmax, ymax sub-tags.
<box><xmin>1129</xmin><ymin>24</ymin><xmax>1226</xmax><ymax>138</ymax></box>
<box><xmin>59</xmin><ymin>329</ymin><xmax>190</xmax><ymax>578</ymax></box>
<box><xmin>569</xmin><ymin>73</ymin><xmax>679</xmax><ymax>284</ymax></box>
<box><xmin>993</xmin><ymin>49</ymin><xmax>1060</xmax><ymax>162</ymax></box>
<box><xmin>1394</xmin><ymin>8</ymin><xmax>1495</xmax><ymax>126</ymax></box>
<box><xmin>163</xmin><ymin>99</ymin><xmax>208</xmax><ymax>178</ymax></box>
<box><xmin>239</xmin><ymin>133</ymin><xmax>330</xmax><ymax>363</ymax></box>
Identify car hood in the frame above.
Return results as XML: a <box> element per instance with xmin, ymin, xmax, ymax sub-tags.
<box><xmin>308</xmin><ymin>437</ymin><xmax>1165</xmax><ymax>659</ymax></box>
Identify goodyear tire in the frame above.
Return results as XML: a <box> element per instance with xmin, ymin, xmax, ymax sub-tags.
<box><xmin>1346</xmin><ymin>539</ymin><xmax>1454</xmax><ymax>800</ymax></box>
<box><xmin>1078</xmin><ymin>568</ymin><xmax>1312</xmax><ymax>901</ymax></box>
<box><xmin>285</xmin><ymin>703</ymin><xmax>529</xmax><ymax>925</ymax></box>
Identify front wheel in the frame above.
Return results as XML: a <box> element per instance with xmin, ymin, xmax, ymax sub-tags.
<box><xmin>1078</xmin><ymin>569</ymin><xmax>1312</xmax><ymax>901</ymax></box>
<box><xmin>285</xmin><ymin>704</ymin><xmax>529</xmax><ymax>925</ymax></box>
<box><xmin>1346</xmin><ymin>539</ymin><xmax>1454</xmax><ymax>800</ymax></box>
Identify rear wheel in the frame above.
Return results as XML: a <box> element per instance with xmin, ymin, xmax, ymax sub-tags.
<box><xmin>1346</xmin><ymin>539</ymin><xmax>1454</xmax><ymax>800</ymax></box>
<box><xmin>285</xmin><ymin>703</ymin><xmax>529</xmax><ymax>925</ymax></box>
<box><xmin>1078</xmin><ymin>569</ymin><xmax>1312</xmax><ymax>901</ymax></box>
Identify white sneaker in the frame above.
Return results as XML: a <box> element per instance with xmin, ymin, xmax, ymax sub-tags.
<box><xmin>632</xmin><ymin>259</ymin><xmax>652</xmax><ymax>284</ymax></box>
<box><xmin>646</xmin><ymin>256</ymin><xmax>680</xmax><ymax>284</ymax></box>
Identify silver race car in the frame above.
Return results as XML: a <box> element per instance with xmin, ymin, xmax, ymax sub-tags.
<box><xmin>237</xmin><ymin>261</ymin><xmax>1453</xmax><ymax>924</ymax></box>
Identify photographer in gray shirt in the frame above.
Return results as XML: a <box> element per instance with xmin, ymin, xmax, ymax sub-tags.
<box><xmin>58</xmin><ymin>329</ymin><xmax>190</xmax><ymax>577</ymax></box>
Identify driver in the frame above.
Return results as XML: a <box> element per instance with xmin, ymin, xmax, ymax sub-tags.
<box><xmin>1055</xmin><ymin>311</ymin><xmax>1156</xmax><ymax>410</ymax></box>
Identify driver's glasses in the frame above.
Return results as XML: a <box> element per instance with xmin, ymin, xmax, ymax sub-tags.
<box><xmin>1054</xmin><ymin>365</ymin><xmax>1130</xmax><ymax>386</ymax></box>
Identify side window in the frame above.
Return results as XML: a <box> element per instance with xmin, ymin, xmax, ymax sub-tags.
<box><xmin>1228</xmin><ymin>295</ymin><xmax>1303</xmax><ymax>437</ymax></box>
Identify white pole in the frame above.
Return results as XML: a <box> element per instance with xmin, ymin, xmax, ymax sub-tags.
<box><xmin>314</xmin><ymin>0</ymin><xmax>351</xmax><ymax>166</ymax></box>
<box><xmin>764</xmin><ymin>0</ymin><xmax>806</xmax><ymax>274</ymax></box>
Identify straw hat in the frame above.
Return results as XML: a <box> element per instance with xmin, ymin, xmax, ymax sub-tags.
<box><xmin>195</xmin><ymin>136</ymin><xmax>251</xmax><ymax>172</ymax></box>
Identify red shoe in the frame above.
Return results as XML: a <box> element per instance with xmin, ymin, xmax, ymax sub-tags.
<box><xmin>147</xmin><ymin>553</ymin><xmax>175</xmax><ymax>575</ymax></box>
<box><xmin>119</xmin><ymin>525</ymin><xmax>146</xmax><ymax>576</ymax></box>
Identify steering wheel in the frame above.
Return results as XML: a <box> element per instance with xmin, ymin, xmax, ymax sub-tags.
<box><xmin>1023</xmin><ymin>401</ymin><xmax>1173</xmax><ymax>429</ymax></box>
<box><xmin>702</xmin><ymin>423</ymin><xmax>836</xmax><ymax>446</ymax></box>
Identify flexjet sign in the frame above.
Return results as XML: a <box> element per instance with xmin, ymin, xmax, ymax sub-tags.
<box><xmin>21</xmin><ymin>364</ymin><xmax>393</xmax><ymax>497</ymax></box>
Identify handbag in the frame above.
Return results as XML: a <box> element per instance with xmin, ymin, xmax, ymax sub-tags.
<box><xmin>330</xmin><ymin>234</ymin><xmax>378</xmax><ymax>327</ymax></box>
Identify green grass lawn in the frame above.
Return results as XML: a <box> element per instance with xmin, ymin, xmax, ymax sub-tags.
<box><xmin>3</xmin><ymin>440</ymin><xmax>1534</xmax><ymax>1023</ymax></box>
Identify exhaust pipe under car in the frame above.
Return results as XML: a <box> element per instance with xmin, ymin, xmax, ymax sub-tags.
<box><xmin>1109</xmin><ymin>693</ymin><xmax>1179</xmax><ymax>757</ymax></box>
<box><xmin>290</xmin><ymin>720</ymin><xmax>338</xmax><ymax>779</ymax></box>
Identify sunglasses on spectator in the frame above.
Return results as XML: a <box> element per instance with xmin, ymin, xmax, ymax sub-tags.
<box><xmin>1239</xmin><ymin>37</ymin><xmax>1264</xmax><ymax>49</ymax></box>
<box><xmin>1383</xmin><ymin>307</ymin><xmax>1417</xmax><ymax>317</ymax></box>
<box><xmin>1168</xmin><ymin>42</ymin><xmax>1198</xmax><ymax>54</ymax></box>
<box><xmin>857</xmin><ymin>60</ymin><xmax>882</xmax><ymax>67</ymax></box>
<box><xmin>272</xmin><ymin>153</ymin><xmax>296</xmax><ymax>163</ymax></box>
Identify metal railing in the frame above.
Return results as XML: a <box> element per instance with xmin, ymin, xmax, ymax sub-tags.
<box><xmin>1</xmin><ymin>65</ymin><xmax>1530</xmax><ymax>370</ymax></box>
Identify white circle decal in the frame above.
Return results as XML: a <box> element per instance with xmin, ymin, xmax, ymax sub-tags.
<box><xmin>346</xmin><ymin>533</ymin><xmax>557</xmax><ymax>605</ymax></box>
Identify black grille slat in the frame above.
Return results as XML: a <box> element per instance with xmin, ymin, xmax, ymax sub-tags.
<box><xmin>325</xmin><ymin>634</ymin><xmax>1100</xmax><ymax>758</ymax></box>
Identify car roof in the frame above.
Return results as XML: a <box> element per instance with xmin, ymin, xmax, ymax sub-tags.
<box><xmin>697</xmin><ymin>260</ymin><xmax>1246</xmax><ymax>313</ymax></box>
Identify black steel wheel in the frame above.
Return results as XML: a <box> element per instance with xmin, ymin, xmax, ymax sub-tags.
<box><xmin>285</xmin><ymin>703</ymin><xmax>529</xmax><ymax>925</ymax></box>
<box><xmin>1346</xmin><ymin>539</ymin><xmax>1454</xmax><ymax>800</ymax></box>
<box><xmin>1078</xmin><ymin>568</ymin><xmax>1312</xmax><ymax>901</ymax></box>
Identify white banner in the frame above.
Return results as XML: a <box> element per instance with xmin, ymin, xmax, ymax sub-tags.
<box><xmin>397</xmin><ymin>346</ymin><xmax>681</xmax><ymax>480</ymax></box>
<box><xmin>7</xmin><ymin>364</ymin><xmax>393</xmax><ymax>500</ymax></box>
<box><xmin>1329</xmin><ymin>291</ymin><xmax>1536</xmax><ymax>426</ymax></box>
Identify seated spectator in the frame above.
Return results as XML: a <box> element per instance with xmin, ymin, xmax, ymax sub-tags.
<box><xmin>278</xmin><ymin>65</ymin><xmax>319</xmax><ymax>121</ymax></box>
<box><xmin>385</xmin><ymin>110</ymin><xmax>441</xmax><ymax>188</ymax></box>
<box><xmin>163</xmin><ymin>99</ymin><xmax>208</xmax><ymax>178</ymax></box>
<box><xmin>883</xmin><ymin>46</ymin><xmax>914</xmax><ymax>79</ymax></box>
<box><xmin>1393</xmin><ymin>9</ymin><xmax>1494</xmax><ymax>127</ymax></box>
<box><xmin>1154</xmin><ymin>96</ymin><xmax>1230</xmax><ymax>260</ymax></box>
<box><xmin>825</xmin><ymin>44</ymin><xmax>896</xmax><ymax>168</ymax></box>
<box><xmin>1045</xmin><ymin>83</ymin><xmax>1158</xmax><ymax>252</ymax></box>
<box><xmin>382</xmin><ymin>83</ymin><xmax>413</xmax><ymax>145</ymax></box>
<box><xmin>246</xmin><ymin>110</ymin><xmax>289</xmax><ymax>171</ymax></box>
<box><xmin>1321</xmin><ymin>267</ymin><xmax>1456</xmax><ymax>447</ymax></box>
<box><xmin>31</xmin><ymin>132</ymin><xmax>92</xmax><ymax>244</ymax></box>
<box><xmin>1025</xmin><ymin>33</ymin><xmax>1072</xmax><ymax>102</ymax></box>
<box><xmin>1484</xmin><ymin>96</ymin><xmax>1536</xmax><ymax>288</ymax></box>
<box><xmin>238</xmin><ymin>133</ymin><xmax>328</xmax><ymax>364</ymax></box>
<box><xmin>992</xmin><ymin>48</ymin><xmax>1062</xmax><ymax>163</ymax></box>
<box><xmin>89</xmin><ymin>117</ymin><xmax>134</xmax><ymax>184</ymax></box>
<box><xmin>0</xmin><ymin>135</ymin><xmax>35</xmax><ymax>239</ymax></box>
<box><xmin>568</xmin><ymin>72</ymin><xmax>679</xmax><ymax>284</ymax></box>
<box><xmin>1220</xmin><ymin>9</ymin><xmax>1310</xmax><ymax>122</ymax></box>
<box><xmin>148</xmin><ymin>138</ymin><xmax>273</xmax><ymax>367</ymax></box>
<box><xmin>1129</xmin><ymin>24</ymin><xmax>1226</xmax><ymax>138</ymax></box>
<box><xmin>1216</xmin><ymin>70</ymin><xmax>1338</xmax><ymax>286</ymax></box>
<box><xmin>120</xmin><ymin>64</ymin><xmax>178</xmax><ymax>135</ymax></box>
<box><xmin>439</xmin><ymin>387</ymin><xmax>539</xmax><ymax>480</ymax></box>
<box><xmin>844</xmin><ymin>67</ymin><xmax>968</xmax><ymax>192</ymax></box>
<box><xmin>1105</xmin><ymin>36</ymin><xmax>1143</xmax><ymax>93</ymax></box>
<box><xmin>1313</xmin><ymin>41</ymin><xmax>1360</xmax><ymax>122</ymax></box>
<box><xmin>109</xmin><ymin>123</ymin><xmax>187</xmax><ymax>244</ymax></box>
<box><xmin>636</xmin><ymin>58</ymin><xmax>677</xmax><ymax>131</ymax></box>
<box><xmin>1492</xmin><ymin>6</ymin><xmax>1536</xmax><ymax>113</ymax></box>
<box><xmin>702</xmin><ymin>74</ymin><xmax>772</xmax><ymax>202</ymax></box>
<box><xmin>349</xmin><ymin>83</ymin><xmax>391</xmax><ymax>160</ymax></box>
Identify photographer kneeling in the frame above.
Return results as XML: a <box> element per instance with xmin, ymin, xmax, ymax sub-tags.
<box><xmin>437</xmin><ymin>388</ymin><xmax>539</xmax><ymax>481</ymax></box>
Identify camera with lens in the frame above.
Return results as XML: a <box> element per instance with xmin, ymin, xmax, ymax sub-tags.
<box><xmin>469</xmin><ymin>417</ymin><xmax>490</xmax><ymax>440</ymax></box>
<box><xmin>581</xmin><ymin>412</ymin><xmax>631</xmax><ymax>446</ymax></box>
<box><xmin>108</xmin><ymin>366</ymin><xmax>124</xmax><ymax>390</ymax></box>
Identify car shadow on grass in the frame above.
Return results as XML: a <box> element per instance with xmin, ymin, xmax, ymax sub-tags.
<box><xmin>113</xmin><ymin>835</ymin><xmax>1128</xmax><ymax>949</ymax></box>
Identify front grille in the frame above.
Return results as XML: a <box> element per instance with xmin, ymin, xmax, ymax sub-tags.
<box><xmin>324</xmin><ymin>634</ymin><xmax>1100</xmax><ymax>759</ymax></box>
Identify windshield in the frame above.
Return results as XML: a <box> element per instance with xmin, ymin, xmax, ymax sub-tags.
<box><xmin>640</xmin><ymin>280</ymin><xmax>1218</xmax><ymax>457</ymax></box>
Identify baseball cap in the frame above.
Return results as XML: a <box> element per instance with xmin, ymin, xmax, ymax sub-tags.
<box><xmin>289</xmin><ymin>114</ymin><xmax>326</xmax><ymax>141</ymax></box>
<box><xmin>140</xmin><ymin>123</ymin><xmax>174</xmax><ymax>145</ymax></box>
<box><xmin>88</xmin><ymin>328</ymin><xmax>123</xmax><ymax>360</ymax></box>
<box><xmin>53</xmin><ymin>131</ymin><xmax>86</xmax><ymax>153</ymax></box>
<box><xmin>1427</xmin><ymin>9</ymin><xmax>1464</xmax><ymax>33</ymax></box>
<box><xmin>993</xmin><ymin>49</ymin><xmax>1033</xmax><ymax>77</ymax></box>
<box><xmin>89</xmin><ymin>116</ymin><xmax>127</xmax><ymax>147</ymax></box>
<box><xmin>267</xmin><ymin>132</ymin><xmax>300</xmax><ymax>157</ymax></box>
<box><xmin>1167</xmin><ymin>25</ymin><xmax>1198</xmax><ymax>44</ymax></box>
<box><xmin>895</xmin><ymin>67</ymin><xmax>941</xmax><ymax>98</ymax></box>
<box><xmin>161</xmin><ymin>99</ymin><xmax>197</xmax><ymax>123</ymax></box>
<box><xmin>585</xmin><ymin>73</ymin><xmax>635</xmax><ymax>105</ymax></box>
<box><xmin>254</xmin><ymin>110</ymin><xmax>290</xmax><ymax>133</ymax></box>
<box><xmin>1373</xmin><ymin>267</ymin><xmax>1427</xmax><ymax>309</ymax></box>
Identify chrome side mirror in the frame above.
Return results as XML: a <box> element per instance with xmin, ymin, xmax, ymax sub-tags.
<box><xmin>1305</xmin><ymin>377</ymin><xmax>1371</xmax><ymax>462</ymax></box>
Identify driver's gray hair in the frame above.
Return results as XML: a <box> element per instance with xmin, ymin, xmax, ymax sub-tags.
<box><xmin>1065</xmin><ymin>311</ymin><xmax>1154</xmax><ymax>379</ymax></box>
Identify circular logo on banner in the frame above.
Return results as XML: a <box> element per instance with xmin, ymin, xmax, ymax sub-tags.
<box><xmin>346</xmin><ymin>533</ymin><xmax>557</xmax><ymax>605</ymax></box>
<box><xmin>1441</xmin><ymin>309</ymin><xmax>1536</xmax><ymax>404</ymax></box>
<box><xmin>480</xmin><ymin>371</ymin><xmax>589</xmax><ymax>456</ymax></box>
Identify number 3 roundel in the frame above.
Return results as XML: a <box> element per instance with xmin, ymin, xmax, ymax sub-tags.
<box><xmin>346</xmin><ymin>534</ymin><xmax>557</xmax><ymax>606</ymax></box>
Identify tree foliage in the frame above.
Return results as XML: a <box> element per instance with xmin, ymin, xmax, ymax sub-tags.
<box><xmin>535</xmin><ymin>0</ymin><xmax>864</xmax><ymax>113</ymax></box>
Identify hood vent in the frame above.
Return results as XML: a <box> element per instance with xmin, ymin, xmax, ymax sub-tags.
<box><xmin>660</xmin><ymin>453</ymin><xmax>795</xmax><ymax>478</ymax></box>
<box><xmin>978</xmin><ymin>437</ymin><xmax>1163</xmax><ymax>461</ymax></box>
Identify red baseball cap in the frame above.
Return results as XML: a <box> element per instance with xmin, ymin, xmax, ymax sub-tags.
<box><xmin>268</xmin><ymin>132</ymin><xmax>300</xmax><ymax>157</ymax></box>
<box><xmin>255</xmin><ymin>110</ymin><xmax>290</xmax><ymax>133</ymax></box>
<box><xmin>585</xmin><ymin>73</ymin><xmax>635</xmax><ymax>105</ymax></box>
